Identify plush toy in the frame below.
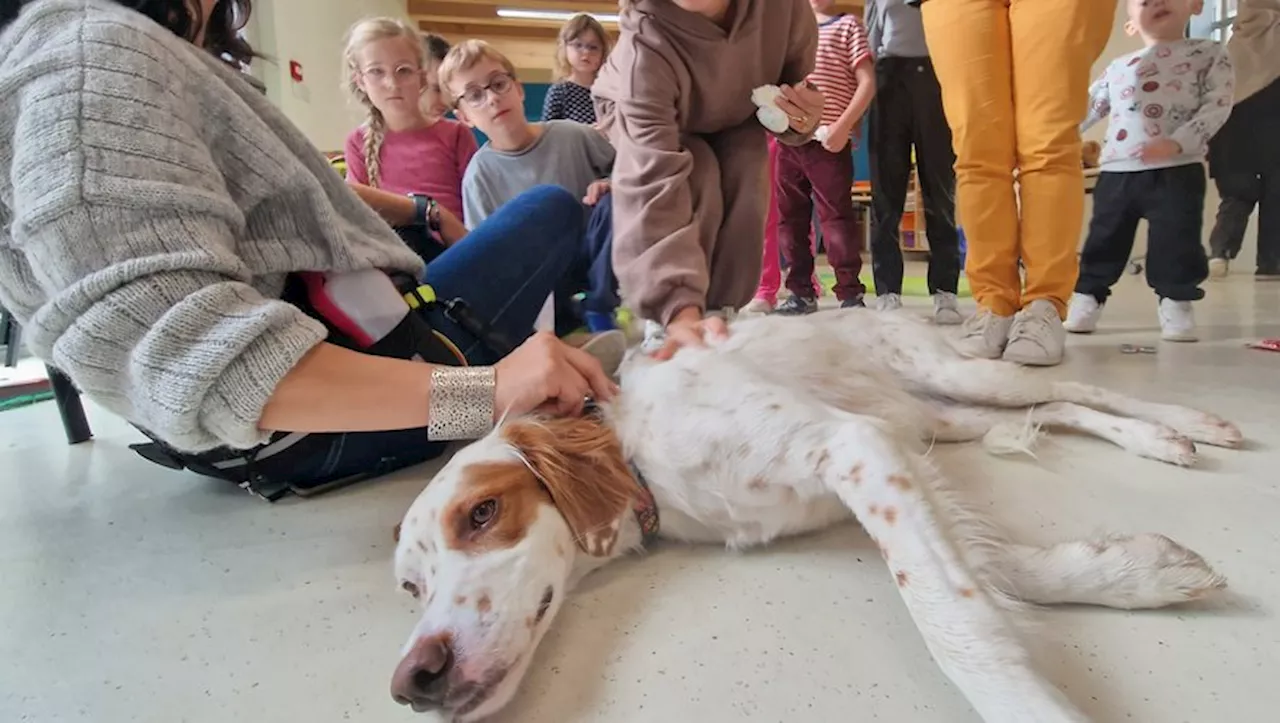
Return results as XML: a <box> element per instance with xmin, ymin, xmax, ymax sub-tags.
<box><xmin>753</xmin><ymin>84</ymin><xmax>829</xmax><ymax>144</ymax></box>
<box><xmin>751</xmin><ymin>85</ymin><xmax>791</xmax><ymax>134</ymax></box>
<box><xmin>1081</xmin><ymin>140</ymin><xmax>1102</xmax><ymax>168</ymax></box>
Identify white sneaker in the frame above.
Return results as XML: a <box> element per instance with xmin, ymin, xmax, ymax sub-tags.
<box><xmin>740</xmin><ymin>298</ymin><xmax>773</xmax><ymax>316</ymax></box>
<box><xmin>1063</xmin><ymin>292</ymin><xmax>1104</xmax><ymax>334</ymax></box>
<box><xmin>932</xmin><ymin>292</ymin><xmax>963</xmax><ymax>325</ymax></box>
<box><xmin>1002</xmin><ymin>299</ymin><xmax>1066</xmax><ymax>366</ymax></box>
<box><xmin>874</xmin><ymin>293</ymin><xmax>903</xmax><ymax>312</ymax></box>
<box><xmin>1208</xmin><ymin>257</ymin><xmax>1228</xmax><ymax>279</ymax></box>
<box><xmin>1158</xmin><ymin>298</ymin><xmax>1197</xmax><ymax>342</ymax></box>
<box><xmin>954</xmin><ymin>308</ymin><xmax>1014</xmax><ymax>359</ymax></box>
<box><xmin>641</xmin><ymin>320</ymin><xmax>666</xmax><ymax>353</ymax></box>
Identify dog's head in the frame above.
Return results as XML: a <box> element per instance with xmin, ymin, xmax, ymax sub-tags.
<box><xmin>390</xmin><ymin>416</ymin><xmax>641</xmax><ymax>720</ymax></box>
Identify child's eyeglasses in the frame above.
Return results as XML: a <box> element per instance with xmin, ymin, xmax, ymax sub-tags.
<box><xmin>455</xmin><ymin>73</ymin><xmax>516</xmax><ymax>108</ymax></box>
<box><xmin>568</xmin><ymin>41</ymin><xmax>603</xmax><ymax>55</ymax></box>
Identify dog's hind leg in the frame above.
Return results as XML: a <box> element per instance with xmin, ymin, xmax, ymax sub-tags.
<box><xmin>991</xmin><ymin>536</ymin><xmax>1227</xmax><ymax>610</ymax></box>
<box><xmin>907</xmin><ymin>357</ymin><xmax>1241</xmax><ymax>449</ymax></box>
<box><xmin>928</xmin><ymin>402</ymin><xmax>1198</xmax><ymax>466</ymax></box>
<box><xmin>812</xmin><ymin>414</ymin><xmax>1089</xmax><ymax>723</ymax></box>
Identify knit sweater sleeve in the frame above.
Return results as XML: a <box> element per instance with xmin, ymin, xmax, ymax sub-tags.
<box><xmin>3</xmin><ymin>13</ymin><xmax>327</xmax><ymax>452</ymax></box>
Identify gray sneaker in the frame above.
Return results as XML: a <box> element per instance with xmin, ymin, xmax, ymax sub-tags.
<box><xmin>932</xmin><ymin>292</ymin><xmax>963</xmax><ymax>325</ymax></box>
<box><xmin>1002</xmin><ymin>299</ymin><xmax>1066</xmax><ymax>366</ymax></box>
<box><xmin>874</xmin><ymin>293</ymin><xmax>903</xmax><ymax>312</ymax></box>
<box><xmin>954</xmin><ymin>308</ymin><xmax>1014</xmax><ymax>359</ymax></box>
<box><xmin>578</xmin><ymin>329</ymin><xmax>629</xmax><ymax>379</ymax></box>
<box><xmin>775</xmin><ymin>294</ymin><xmax>819</xmax><ymax>316</ymax></box>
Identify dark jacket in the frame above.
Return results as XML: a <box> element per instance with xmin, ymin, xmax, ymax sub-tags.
<box><xmin>1209</xmin><ymin>75</ymin><xmax>1280</xmax><ymax>177</ymax></box>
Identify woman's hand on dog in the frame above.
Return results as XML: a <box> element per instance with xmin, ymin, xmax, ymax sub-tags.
<box><xmin>494</xmin><ymin>333</ymin><xmax>619</xmax><ymax>419</ymax></box>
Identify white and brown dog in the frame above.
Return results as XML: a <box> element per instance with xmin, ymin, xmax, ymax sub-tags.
<box><xmin>389</xmin><ymin>310</ymin><xmax>1239</xmax><ymax>722</ymax></box>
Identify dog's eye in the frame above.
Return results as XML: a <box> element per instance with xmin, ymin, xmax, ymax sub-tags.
<box><xmin>470</xmin><ymin>499</ymin><xmax>497</xmax><ymax>529</ymax></box>
<box><xmin>402</xmin><ymin>581</ymin><xmax>420</xmax><ymax>598</ymax></box>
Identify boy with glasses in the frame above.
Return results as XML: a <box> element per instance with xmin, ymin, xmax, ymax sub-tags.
<box><xmin>440</xmin><ymin>40</ymin><xmax>620</xmax><ymax>334</ymax></box>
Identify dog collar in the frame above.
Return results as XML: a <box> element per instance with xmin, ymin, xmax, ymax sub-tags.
<box><xmin>629</xmin><ymin>460</ymin><xmax>661</xmax><ymax>546</ymax></box>
<box><xmin>583</xmin><ymin>402</ymin><xmax>661</xmax><ymax>545</ymax></box>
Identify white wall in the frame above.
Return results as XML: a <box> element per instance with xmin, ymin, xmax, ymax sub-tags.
<box><xmin>245</xmin><ymin>0</ymin><xmax>411</xmax><ymax>152</ymax></box>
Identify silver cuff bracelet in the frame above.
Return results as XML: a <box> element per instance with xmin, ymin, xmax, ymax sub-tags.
<box><xmin>427</xmin><ymin>366</ymin><xmax>497</xmax><ymax>442</ymax></box>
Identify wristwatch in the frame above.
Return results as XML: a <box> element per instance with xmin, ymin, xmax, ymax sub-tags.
<box><xmin>408</xmin><ymin>193</ymin><xmax>441</xmax><ymax>231</ymax></box>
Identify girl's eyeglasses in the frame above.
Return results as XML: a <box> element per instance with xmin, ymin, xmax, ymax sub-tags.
<box><xmin>361</xmin><ymin>64</ymin><xmax>421</xmax><ymax>86</ymax></box>
<box><xmin>568</xmin><ymin>41</ymin><xmax>603</xmax><ymax>55</ymax></box>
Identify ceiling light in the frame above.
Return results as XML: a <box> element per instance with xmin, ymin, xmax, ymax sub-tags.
<box><xmin>496</xmin><ymin>8</ymin><xmax>620</xmax><ymax>23</ymax></box>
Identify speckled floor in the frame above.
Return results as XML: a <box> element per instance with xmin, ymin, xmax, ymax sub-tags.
<box><xmin>2</xmin><ymin>268</ymin><xmax>1278</xmax><ymax>723</ymax></box>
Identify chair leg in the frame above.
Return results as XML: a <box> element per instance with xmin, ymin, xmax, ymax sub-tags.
<box><xmin>47</xmin><ymin>366</ymin><xmax>92</xmax><ymax>445</ymax></box>
<box><xmin>1</xmin><ymin>310</ymin><xmax>18</xmax><ymax>368</ymax></box>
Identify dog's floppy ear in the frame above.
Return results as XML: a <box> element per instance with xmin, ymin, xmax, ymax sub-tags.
<box><xmin>502</xmin><ymin>417</ymin><xmax>639</xmax><ymax>557</ymax></box>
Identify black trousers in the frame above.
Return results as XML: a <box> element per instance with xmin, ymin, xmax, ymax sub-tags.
<box><xmin>868</xmin><ymin>56</ymin><xmax>961</xmax><ymax>295</ymax></box>
<box><xmin>1077</xmin><ymin>164</ymin><xmax>1208</xmax><ymax>303</ymax></box>
<box><xmin>1208</xmin><ymin>171</ymin><xmax>1279</xmax><ymax>274</ymax></box>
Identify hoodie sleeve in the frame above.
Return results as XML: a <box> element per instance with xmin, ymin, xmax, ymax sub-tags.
<box><xmin>781</xmin><ymin>0</ymin><xmax>820</xmax><ymax>87</ymax></box>
<box><xmin>605</xmin><ymin>48</ymin><xmax>707</xmax><ymax>324</ymax></box>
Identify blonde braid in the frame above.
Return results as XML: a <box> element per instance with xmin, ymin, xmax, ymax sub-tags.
<box><xmin>363</xmin><ymin>108</ymin><xmax>387</xmax><ymax>189</ymax></box>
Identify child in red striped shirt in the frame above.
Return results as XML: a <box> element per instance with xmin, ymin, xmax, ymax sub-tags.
<box><xmin>773</xmin><ymin>0</ymin><xmax>877</xmax><ymax>315</ymax></box>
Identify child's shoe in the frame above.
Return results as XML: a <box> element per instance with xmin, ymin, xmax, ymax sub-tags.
<box><xmin>577</xmin><ymin>329</ymin><xmax>628</xmax><ymax>380</ymax></box>
<box><xmin>740</xmin><ymin>297</ymin><xmax>774</xmax><ymax>316</ymax></box>
<box><xmin>1158</xmin><ymin>298</ymin><xmax>1197</xmax><ymax>342</ymax></box>
<box><xmin>1208</xmin><ymin>257</ymin><xmax>1229</xmax><ymax>279</ymax></box>
<box><xmin>874</xmin><ymin>293</ymin><xmax>903</xmax><ymax>312</ymax></box>
<box><xmin>932</xmin><ymin>292</ymin><xmax>963</xmax><ymax>325</ymax></box>
<box><xmin>1064</xmin><ymin>292</ymin><xmax>1104</xmax><ymax>334</ymax></box>
<box><xmin>775</xmin><ymin>294</ymin><xmax>819</xmax><ymax>316</ymax></box>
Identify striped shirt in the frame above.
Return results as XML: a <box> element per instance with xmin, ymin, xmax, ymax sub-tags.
<box><xmin>809</xmin><ymin>14</ymin><xmax>873</xmax><ymax>129</ymax></box>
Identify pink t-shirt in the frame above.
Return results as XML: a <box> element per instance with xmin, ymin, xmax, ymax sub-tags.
<box><xmin>343</xmin><ymin>119</ymin><xmax>478</xmax><ymax>220</ymax></box>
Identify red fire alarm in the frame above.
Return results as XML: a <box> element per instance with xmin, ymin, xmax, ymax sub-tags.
<box><xmin>289</xmin><ymin>60</ymin><xmax>304</xmax><ymax>83</ymax></box>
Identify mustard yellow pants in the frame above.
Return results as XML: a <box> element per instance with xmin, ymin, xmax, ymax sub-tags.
<box><xmin>922</xmin><ymin>0</ymin><xmax>1116</xmax><ymax>317</ymax></box>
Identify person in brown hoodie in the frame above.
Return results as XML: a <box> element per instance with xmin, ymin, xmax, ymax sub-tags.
<box><xmin>593</xmin><ymin>0</ymin><xmax>825</xmax><ymax>354</ymax></box>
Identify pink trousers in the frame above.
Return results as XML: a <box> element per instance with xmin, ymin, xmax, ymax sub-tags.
<box><xmin>755</xmin><ymin>137</ymin><xmax>820</xmax><ymax>304</ymax></box>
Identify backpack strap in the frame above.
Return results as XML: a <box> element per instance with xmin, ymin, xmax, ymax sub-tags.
<box><xmin>129</xmin><ymin>269</ymin><xmax>486</xmax><ymax>499</ymax></box>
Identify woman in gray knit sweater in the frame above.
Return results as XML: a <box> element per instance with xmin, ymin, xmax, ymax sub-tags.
<box><xmin>0</xmin><ymin>0</ymin><xmax>617</xmax><ymax>494</ymax></box>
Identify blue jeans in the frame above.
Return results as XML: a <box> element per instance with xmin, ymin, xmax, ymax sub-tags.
<box><xmin>261</xmin><ymin>185</ymin><xmax>589</xmax><ymax>490</ymax></box>
<box><xmin>422</xmin><ymin>185</ymin><xmax>589</xmax><ymax>364</ymax></box>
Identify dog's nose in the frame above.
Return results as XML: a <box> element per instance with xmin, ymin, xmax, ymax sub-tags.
<box><xmin>391</xmin><ymin>633</ymin><xmax>454</xmax><ymax>707</ymax></box>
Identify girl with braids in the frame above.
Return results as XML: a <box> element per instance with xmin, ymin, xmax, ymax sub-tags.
<box><xmin>0</xmin><ymin>0</ymin><xmax>619</xmax><ymax>496</ymax></box>
<box><xmin>341</xmin><ymin>17</ymin><xmax>477</xmax><ymax>261</ymax></box>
